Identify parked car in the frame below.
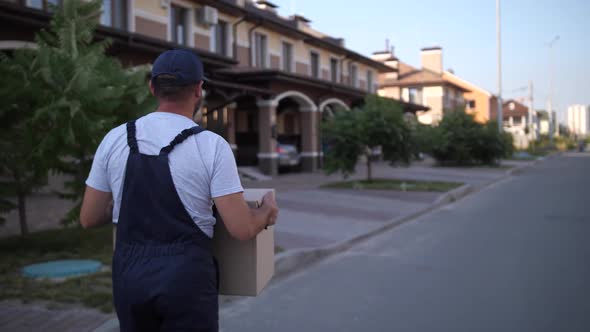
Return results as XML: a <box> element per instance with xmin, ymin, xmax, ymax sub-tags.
<box><xmin>277</xmin><ymin>143</ymin><xmax>301</xmax><ymax>167</ymax></box>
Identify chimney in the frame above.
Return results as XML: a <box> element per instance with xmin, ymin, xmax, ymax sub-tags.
<box><xmin>254</xmin><ymin>0</ymin><xmax>278</xmax><ymax>13</ymax></box>
<box><xmin>290</xmin><ymin>14</ymin><xmax>311</xmax><ymax>30</ymax></box>
<box><xmin>421</xmin><ymin>46</ymin><xmax>442</xmax><ymax>74</ymax></box>
<box><xmin>371</xmin><ymin>40</ymin><xmax>395</xmax><ymax>62</ymax></box>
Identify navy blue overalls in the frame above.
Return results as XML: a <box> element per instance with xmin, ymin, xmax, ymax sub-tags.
<box><xmin>113</xmin><ymin>120</ymin><xmax>218</xmax><ymax>332</ymax></box>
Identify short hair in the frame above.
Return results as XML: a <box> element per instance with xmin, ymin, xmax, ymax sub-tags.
<box><xmin>151</xmin><ymin>74</ymin><xmax>198</xmax><ymax>101</ymax></box>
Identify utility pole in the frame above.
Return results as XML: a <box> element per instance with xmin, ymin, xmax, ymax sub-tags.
<box><xmin>528</xmin><ymin>80</ymin><xmax>535</xmax><ymax>140</ymax></box>
<box><xmin>547</xmin><ymin>35</ymin><xmax>559</xmax><ymax>144</ymax></box>
<box><xmin>496</xmin><ymin>0</ymin><xmax>503</xmax><ymax>131</ymax></box>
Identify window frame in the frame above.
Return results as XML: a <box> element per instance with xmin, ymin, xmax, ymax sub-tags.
<box><xmin>408</xmin><ymin>87</ymin><xmax>423</xmax><ymax>104</ymax></box>
<box><xmin>27</xmin><ymin>0</ymin><xmax>61</xmax><ymax>12</ymax></box>
<box><xmin>349</xmin><ymin>63</ymin><xmax>358</xmax><ymax>88</ymax></box>
<box><xmin>170</xmin><ymin>4</ymin><xmax>189</xmax><ymax>46</ymax></box>
<box><xmin>281</xmin><ymin>41</ymin><xmax>294</xmax><ymax>73</ymax></box>
<box><xmin>310</xmin><ymin>51</ymin><xmax>320</xmax><ymax>79</ymax></box>
<box><xmin>211</xmin><ymin>20</ymin><xmax>229</xmax><ymax>56</ymax></box>
<box><xmin>330</xmin><ymin>57</ymin><xmax>339</xmax><ymax>83</ymax></box>
<box><xmin>253</xmin><ymin>32</ymin><xmax>269</xmax><ymax>68</ymax></box>
<box><xmin>366</xmin><ymin>70</ymin><xmax>374</xmax><ymax>93</ymax></box>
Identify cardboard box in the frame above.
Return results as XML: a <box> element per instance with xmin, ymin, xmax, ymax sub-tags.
<box><xmin>112</xmin><ymin>188</ymin><xmax>275</xmax><ymax>297</ymax></box>
<box><xmin>213</xmin><ymin>189</ymin><xmax>275</xmax><ymax>296</ymax></box>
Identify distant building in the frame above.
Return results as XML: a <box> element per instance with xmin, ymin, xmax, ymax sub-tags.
<box><xmin>442</xmin><ymin>71</ymin><xmax>498</xmax><ymax>124</ymax></box>
<box><xmin>498</xmin><ymin>100</ymin><xmax>533</xmax><ymax>149</ymax></box>
<box><xmin>537</xmin><ymin>110</ymin><xmax>557</xmax><ymax>136</ymax></box>
<box><xmin>372</xmin><ymin>47</ymin><xmax>468</xmax><ymax>125</ymax></box>
<box><xmin>567</xmin><ymin>105</ymin><xmax>590</xmax><ymax>137</ymax></box>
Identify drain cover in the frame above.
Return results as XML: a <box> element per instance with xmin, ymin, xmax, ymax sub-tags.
<box><xmin>22</xmin><ymin>259</ymin><xmax>102</xmax><ymax>279</ymax></box>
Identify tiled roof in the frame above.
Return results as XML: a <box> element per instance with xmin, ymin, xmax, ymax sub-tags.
<box><xmin>382</xmin><ymin>61</ymin><xmax>469</xmax><ymax>91</ymax></box>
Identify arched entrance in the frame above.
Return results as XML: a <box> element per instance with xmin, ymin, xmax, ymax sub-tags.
<box><xmin>255</xmin><ymin>90</ymin><xmax>319</xmax><ymax>175</ymax></box>
<box><xmin>319</xmin><ymin>98</ymin><xmax>350</xmax><ymax>167</ymax></box>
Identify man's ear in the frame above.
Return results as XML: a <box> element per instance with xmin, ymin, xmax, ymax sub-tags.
<box><xmin>195</xmin><ymin>81</ymin><xmax>204</xmax><ymax>99</ymax></box>
<box><xmin>149</xmin><ymin>80</ymin><xmax>156</xmax><ymax>96</ymax></box>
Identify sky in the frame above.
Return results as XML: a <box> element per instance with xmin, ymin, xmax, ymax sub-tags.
<box><xmin>274</xmin><ymin>0</ymin><xmax>590</xmax><ymax>124</ymax></box>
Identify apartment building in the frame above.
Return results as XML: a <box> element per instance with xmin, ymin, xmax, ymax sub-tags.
<box><xmin>0</xmin><ymin>0</ymin><xmax>426</xmax><ymax>176</ymax></box>
<box><xmin>372</xmin><ymin>46</ymin><xmax>468</xmax><ymax>125</ymax></box>
<box><xmin>567</xmin><ymin>104</ymin><xmax>590</xmax><ymax>137</ymax></box>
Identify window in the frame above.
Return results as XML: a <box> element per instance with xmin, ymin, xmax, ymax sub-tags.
<box><xmin>310</xmin><ymin>51</ymin><xmax>320</xmax><ymax>78</ymax></box>
<box><xmin>467</xmin><ymin>100</ymin><xmax>476</xmax><ymax>108</ymax></box>
<box><xmin>29</xmin><ymin>0</ymin><xmax>60</xmax><ymax>11</ymax></box>
<box><xmin>408</xmin><ymin>87</ymin><xmax>423</xmax><ymax>104</ymax></box>
<box><xmin>367</xmin><ymin>70</ymin><xmax>374</xmax><ymax>93</ymax></box>
<box><xmin>100</xmin><ymin>0</ymin><xmax>127</xmax><ymax>30</ymax></box>
<box><xmin>349</xmin><ymin>63</ymin><xmax>358</xmax><ymax>87</ymax></box>
<box><xmin>211</xmin><ymin>20</ymin><xmax>228</xmax><ymax>56</ymax></box>
<box><xmin>281</xmin><ymin>42</ymin><xmax>293</xmax><ymax>72</ymax></box>
<box><xmin>171</xmin><ymin>5</ymin><xmax>188</xmax><ymax>45</ymax></box>
<box><xmin>330</xmin><ymin>58</ymin><xmax>339</xmax><ymax>83</ymax></box>
<box><xmin>254</xmin><ymin>33</ymin><xmax>268</xmax><ymax>68</ymax></box>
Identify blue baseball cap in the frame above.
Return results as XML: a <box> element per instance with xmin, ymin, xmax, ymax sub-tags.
<box><xmin>151</xmin><ymin>49</ymin><xmax>206</xmax><ymax>85</ymax></box>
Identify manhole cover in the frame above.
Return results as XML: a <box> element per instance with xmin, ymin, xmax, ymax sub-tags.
<box><xmin>22</xmin><ymin>259</ymin><xmax>102</xmax><ymax>279</ymax></box>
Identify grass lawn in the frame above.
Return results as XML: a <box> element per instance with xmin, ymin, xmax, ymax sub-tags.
<box><xmin>0</xmin><ymin>225</ymin><xmax>285</xmax><ymax>312</ymax></box>
<box><xmin>321</xmin><ymin>178</ymin><xmax>462</xmax><ymax>192</ymax></box>
<box><xmin>0</xmin><ymin>226</ymin><xmax>114</xmax><ymax>312</ymax></box>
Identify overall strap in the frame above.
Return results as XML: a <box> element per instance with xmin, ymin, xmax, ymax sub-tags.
<box><xmin>160</xmin><ymin>126</ymin><xmax>206</xmax><ymax>156</ymax></box>
<box><xmin>126</xmin><ymin>121</ymin><xmax>139</xmax><ymax>154</ymax></box>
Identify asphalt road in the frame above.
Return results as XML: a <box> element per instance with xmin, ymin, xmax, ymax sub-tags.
<box><xmin>220</xmin><ymin>153</ymin><xmax>590</xmax><ymax>332</ymax></box>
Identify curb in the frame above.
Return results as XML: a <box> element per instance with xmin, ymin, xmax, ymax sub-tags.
<box><xmin>272</xmin><ymin>183</ymin><xmax>473</xmax><ymax>281</ymax></box>
<box><xmin>271</xmin><ymin>157</ymin><xmax>548</xmax><ymax>283</ymax></box>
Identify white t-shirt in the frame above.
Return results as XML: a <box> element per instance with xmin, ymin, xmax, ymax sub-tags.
<box><xmin>85</xmin><ymin>112</ymin><xmax>244</xmax><ymax>238</ymax></box>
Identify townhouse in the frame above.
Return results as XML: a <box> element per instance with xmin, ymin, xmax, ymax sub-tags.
<box><xmin>0</xmin><ymin>0</ymin><xmax>426</xmax><ymax>176</ymax></box>
<box><xmin>372</xmin><ymin>46</ymin><xmax>467</xmax><ymax>125</ymax></box>
<box><xmin>490</xmin><ymin>99</ymin><xmax>534</xmax><ymax>149</ymax></box>
<box><xmin>442</xmin><ymin>71</ymin><xmax>499</xmax><ymax>124</ymax></box>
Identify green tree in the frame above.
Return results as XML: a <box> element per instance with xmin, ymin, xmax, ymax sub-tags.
<box><xmin>0</xmin><ymin>50</ymin><xmax>52</xmax><ymax>235</ymax></box>
<box><xmin>0</xmin><ymin>0</ymin><xmax>155</xmax><ymax>228</ymax></box>
<box><xmin>33</xmin><ymin>0</ymin><xmax>155</xmax><ymax>224</ymax></box>
<box><xmin>322</xmin><ymin>95</ymin><xmax>413</xmax><ymax>181</ymax></box>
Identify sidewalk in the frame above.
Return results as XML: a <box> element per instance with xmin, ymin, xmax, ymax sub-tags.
<box><xmin>0</xmin><ymin>300</ymin><xmax>113</xmax><ymax>332</ymax></box>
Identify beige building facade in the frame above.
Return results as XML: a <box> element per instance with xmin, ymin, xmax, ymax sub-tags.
<box><xmin>373</xmin><ymin>47</ymin><xmax>467</xmax><ymax>125</ymax></box>
<box><xmin>0</xmin><ymin>0</ymin><xmax>431</xmax><ymax>176</ymax></box>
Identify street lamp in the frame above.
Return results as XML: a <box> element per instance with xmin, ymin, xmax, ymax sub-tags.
<box><xmin>546</xmin><ymin>35</ymin><xmax>559</xmax><ymax>144</ymax></box>
<box><xmin>496</xmin><ymin>0</ymin><xmax>503</xmax><ymax>131</ymax></box>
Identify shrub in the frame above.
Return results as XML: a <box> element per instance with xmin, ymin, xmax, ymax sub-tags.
<box><xmin>323</xmin><ymin>95</ymin><xmax>413</xmax><ymax>181</ymax></box>
<box><xmin>427</xmin><ymin>112</ymin><xmax>512</xmax><ymax>166</ymax></box>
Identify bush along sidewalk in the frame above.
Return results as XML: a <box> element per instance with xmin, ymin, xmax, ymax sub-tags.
<box><xmin>322</xmin><ymin>95</ymin><xmax>414</xmax><ymax>181</ymax></box>
<box><xmin>415</xmin><ymin>111</ymin><xmax>513</xmax><ymax>166</ymax></box>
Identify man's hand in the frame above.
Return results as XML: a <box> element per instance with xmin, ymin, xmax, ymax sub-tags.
<box><xmin>214</xmin><ymin>191</ymin><xmax>279</xmax><ymax>241</ymax></box>
<box><xmin>261</xmin><ymin>192</ymin><xmax>278</xmax><ymax>227</ymax></box>
<box><xmin>80</xmin><ymin>186</ymin><xmax>113</xmax><ymax>228</ymax></box>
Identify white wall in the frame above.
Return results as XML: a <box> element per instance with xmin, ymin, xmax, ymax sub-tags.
<box><xmin>567</xmin><ymin>104</ymin><xmax>590</xmax><ymax>136</ymax></box>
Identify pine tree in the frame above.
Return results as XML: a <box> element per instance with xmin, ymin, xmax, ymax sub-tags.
<box><xmin>0</xmin><ymin>0</ymin><xmax>156</xmax><ymax>230</ymax></box>
<box><xmin>34</xmin><ymin>0</ymin><xmax>155</xmax><ymax>224</ymax></box>
<box><xmin>0</xmin><ymin>49</ymin><xmax>51</xmax><ymax>235</ymax></box>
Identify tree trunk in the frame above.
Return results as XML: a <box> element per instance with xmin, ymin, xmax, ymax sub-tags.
<box><xmin>17</xmin><ymin>192</ymin><xmax>28</xmax><ymax>236</ymax></box>
<box><xmin>366</xmin><ymin>155</ymin><xmax>373</xmax><ymax>183</ymax></box>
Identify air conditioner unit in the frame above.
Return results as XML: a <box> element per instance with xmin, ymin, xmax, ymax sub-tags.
<box><xmin>197</xmin><ymin>6</ymin><xmax>218</xmax><ymax>26</ymax></box>
<box><xmin>160</xmin><ymin>0</ymin><xmax>170</xmax><ymax>9</ymax></box>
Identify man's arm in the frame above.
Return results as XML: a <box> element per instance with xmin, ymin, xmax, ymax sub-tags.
<box><xmin>214</xmin><ymin>192</ymin><xmax>278</xmax><ymax>241</ymax></box>
<box><xmin>80</xmin><ymin>186</ymin><xmax>113</xmax><ymax>229</ymax></box>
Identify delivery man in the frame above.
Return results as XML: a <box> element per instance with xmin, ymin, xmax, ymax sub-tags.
<box><xmin>79</xmin><ymin>49</ymin><xmax>278</xmax><ymax>332</ymax></box>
